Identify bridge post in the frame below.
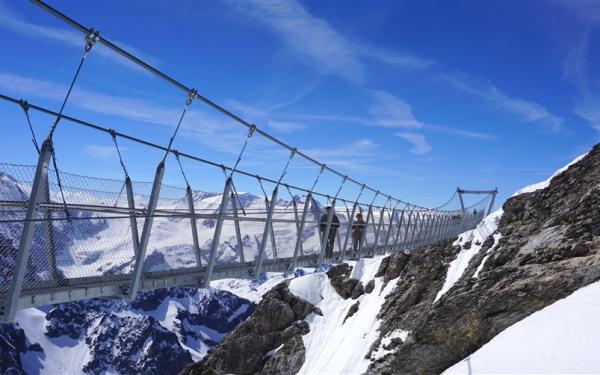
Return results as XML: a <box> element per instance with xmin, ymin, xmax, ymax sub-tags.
<box><xmin>317</xmin><ymin>198</ymin><xmax>336</xmax><ymax>266</ymax></box>
<box><xmin>382</xmin><ymin>208</ymin><xmax>396</xmax><ymax>254</ymax></box>
<box><xmin>125</xmin><ymin>177</ymin><xmax>140</xmax><ymax>256</ymax></box>
<box><xmin>186</xmin><ymin>186</ymin><xmax>202</xmax><ymax>267</ymax></box>
<box><xmin>431</xmin><ymin>214</ymin><xmax>443</xmax><ymax>243</ymax></box>
<box><xmin>373</xmin><ymin>205</ymin><xmax>387</xmax><ymax>255</ymax></box>
<box><xmin>230</xmin><ymin>192</ymin><xmax>245</xmax><ymax>263</ymax></box>
<box><xmin>437</xmin><ymin>214</ymin><xmax>450</xmax><ymax>242</ymax></box>
<box><xmin>401</xmin><ymin>210</ymin><xmax>414</xmax><ymax>251</ymax></box>
<box><xmin>487</xmin><ymin>188</ymin><xmax>498</xmax><ymax>215</ymax></box>
<box><xmin>341</xmin><ymin>203</ymin><xmax>358</xmax><ymax>261</ymax></box>
<box><xmin>409</xmin><ymin>212</ymin><xmax>426</xmax><ymax>250</ymax></box>
<box><xmin>255</xmin><ymin>186</ymin><xmax>278</xmax><ymax>276</ymax></box>
<box><xmin>3</xmin><ymin>139</ymin><xmax>52</xmax><ymax>322</ymax></box>
<box><xmin>457</xmin><ymin>188</ymin><xmax>466</xmax><ymax>217</ymax></box>
<box><xmin>42</xmin><ymin>174</ymin><xmax>61</xmax><ymax>281</ymax></box>
<box><xmin>205</xmin><ymin>178</ymin><xmax>233</xmax><ymax>284</ymax></box>
<box><xmin>289</xmin><ymin>195</ymin><xmax>303</xmax><ymax>258</ymax></box>
<box><xmin>420</xmin><ymin>213</ymin><xmax>433</xmax><ymax>247</ymax></box>
<box><xmin>264</xmin><ymin>198</ymin><xmax>278</xmax><ymax>260</ymax></box>
<box><xmin>358</xmin><ymin>204</ymin><xmax>374</xmax><ymax>258</ymax></box>
<box><xmin>391</xmin><ymin>209</ymin><xmax>405</xmax><ymax>252</ymax></box>
<box><xmin>129</xmin><ymin>161</ymin><xmax>165</xmax><ymax>298</ymax></box>
<box><xmin>291</xmin><ymin>192</ymin><xmax>311</xmax><ymax>270</ymax></box>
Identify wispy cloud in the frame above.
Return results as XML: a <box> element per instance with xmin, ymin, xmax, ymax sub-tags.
<box><xmin>267</xmin><ymin>120</ymin><xmax>306</xmax><ymax>133</ymax></box>
<box><xmin>0</xmin><ymin>2</ymin><xmax>159</xmax><ymax>72</ymax></box>
<box><xmin>230</xmin><ymin>0</ymin><xmax>364</xmax><ymax>82</ymax></box>
<box><xmin>228</xmin><ymin>0</ymin><xmax>431</xmax><ymax>83</ymax></box>
<box><xmin>367</xmin><ymin>90</ymin><xmax>425</xmax><ymax>128</ymax></box>
<box><xmin>574</xmin><ymin>96</ymin><xmax>600</xmax><ymax>131</ymax></box>
<box><xmin>395</xmin><ymin>132</ymin><xmax>432</xmax><ymax>155</ymax></box>
<box><xmin>83</xmin><ymin>144</ymin><xmax>121</xmax><ymax>159</ymax></box>
<box><xmin>553</xmin><ymin>0</ymin><xmax>600</xmax><ymax>25</ymax></box>
<box><xmin>439</xmin><ymin>72</ymin><xmax>563</xmax><ymax>132</ymax></box>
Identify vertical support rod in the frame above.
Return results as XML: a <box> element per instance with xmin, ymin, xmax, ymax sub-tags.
<box><xmin>458</xmin><ymin>188</ymin><xmax>466</xmax><ymax>217</ymax></box>
<box><xmin>205</xmin><ymin>178</ymin><xmax>233</xmax><ymax>284</ymax></box>
<box><xmin>358</xmin><ymin>204</ymin><xmax>374</xmax><ymax>258</ymax></box>
<box><xmin>383</xmin><ymin>209</ymin><xmax>396</xmax><ymax>254</ymax></box>
<box><xmin>341</xmin><ymin>203</ymin><xmax>358</xmax><ymax>261</ymax></box>
<box><xmin>130</xmin><ymin>162</ymin><xmax>165</xmax><ymax>297</ymax></box>
<box><xmin>290</xmin><ymin>197</ymin><xmax>304</xmax><ymax>258</ymax></box>
<box><xmin>4</xmin><ymin>140</ymin><xmax>52</xmax><ymax>321</ymax></box>
<box><xmin>43</xmin><ymin>174</ymin><xmax>61</xmax><ymax>281</ymax></box>
<box><xmin>487</xmin><ymin>189</ymin><xmax>498</xmax><ymax>215</ymax></box>
<box><xmin>125</xmin><ymin>177</ymin><xmax>139</xmax><ymax>256</ymax></box>
<box><xmin>373</xmin><ymin>207</ymin><xmax>386</xmax><ymax>254</ymax></box>
<box><xmin>291</xmin><ymin>192</ymin><xmax>311</xmax><ymax>270</ymax></box>
<box><xmin>264</xmin><ymin>198</ymin><xmax>278</xmax><ymax>260</ymax></box>
<box><xmin>186</xmin><ymin>186</ymin><xmax>202</xmax><ymax>267</ymax></box>
<box><xmin>230</xmin><ymin>192</ymin><xmax>245</xmax><ymax>263</ymax></box>
<box><xmin>401</xmin><ymin>211</ymin><xmax>414</xmax><ymax>250</ymax></box>
<box><xmin>392</xmin><ymin>210</ymin><xmax>405</xmax><ymax>252</ymax></box>
<box><xmin>255</xmin><ymin>186</ymin><xmax>278</xmax><ymax>276</ymax></box>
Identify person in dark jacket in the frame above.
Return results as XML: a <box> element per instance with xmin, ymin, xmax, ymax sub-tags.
<box><xmin>319</xmin><ymin>206</ymin><xmax>340</xmax><ymax>259</ymax></box>
<box><xmin>351</xmin><ymin>212</ymin><xmax>366</xmax><ymax>255</ymax></box>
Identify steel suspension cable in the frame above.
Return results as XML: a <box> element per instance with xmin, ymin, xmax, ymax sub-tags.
<box><xmin>162</xmin><ymin>90</ymin><xmax>197</xmax><ymax>162</ymax></box>
<box><xmin>28</xmin><ymin>0</ymin><xmax>462</xmax><ymax>212</ymax></box>
<box><xmin>18</xmin><ymin>100</ymin><xmax>40</xmax><ymax>154</ymax></box>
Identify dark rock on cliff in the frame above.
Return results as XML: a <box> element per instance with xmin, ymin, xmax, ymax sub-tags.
<box><xmin>182</xmin><ymin>281</ymin><xmax>320</xmax><ymax>375</ymax></box>
<box><xmin>0</xmin><ymin>323</ymin><xmax>43</xmax><ymax>375</ymax></box>
<box><xmin>368</xmin><ymin>145</ymin><xmax>600</xmax><ymax>374</ymax></box>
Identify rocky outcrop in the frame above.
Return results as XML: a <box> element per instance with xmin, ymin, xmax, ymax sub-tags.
<box><xmin>182</xmin><ymin>281</ymin><xmax>320</xmax><ymax>375</ymax></box>
<box><xmin>0</xmin><ymin>323</ymin><xmax>42</xmax><ymax>374</ymax></box>
<box><xmin>327</xmin><ymin>263</ymin><xmax>365</xmax><ymax>299</ymax></box>
<box><xmin>368</xmin><ymin>145</ymin><xmax>600</xmax><ymax>374</ymax></box>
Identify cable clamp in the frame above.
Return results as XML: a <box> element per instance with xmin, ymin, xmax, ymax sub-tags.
<box><xmin>85</xmin><ymin>28</ymin><xmax>100</xmax><ymax>52</ymax></box>
<box><xmin>289</xmin><ymin>148</ymin><xmax>297</xmax><ymax>159</ymax></box>
<box><xmin>19</xmin><ymin>99</ymin><xmax>30</xmax><ymax>112</ymax></box>
<box><xmin>320</xmin><ymin>164</ymin><xmax>326</xmax><ymax>173</ymax></box>
<box><xmin>248</xmin><ymin>124</ymin><xmax>257</xmax><ymax>138</ymax></box>
<box><xmin>186</xmin><ymin>89</ymin><xmax>198</xmax><ymax>105</ymax></box>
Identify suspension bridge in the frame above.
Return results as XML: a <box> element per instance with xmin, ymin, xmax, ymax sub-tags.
<box><xmin>0</xmin><ymin>0</ymin><xmax>497</xmax><ymax>322</ymax></box>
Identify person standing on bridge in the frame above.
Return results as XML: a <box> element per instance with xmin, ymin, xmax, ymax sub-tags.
<box><xmin>351</xmin><ymin>212</ymin><xmax>366</xmax><ymax>257</ymax></box>
<box><xmin>319</xmin><ymin>206</ymin><xmax>340</xmax><ymax>260</ymax></box>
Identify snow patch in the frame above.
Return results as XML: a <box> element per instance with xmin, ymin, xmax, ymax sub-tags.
<box><xmin>472</xmin><ymin>233</ymin><xmax>502</xmax><ymax>279</ymax></box>
<box><xmin>513</xmin><ymin>153</ymin><xmax>587</xmax><ymax>196</ymax></box>
<box><xmin>371</xmin><ymin>329</ymin><xmax>410</xmax><ymax>360</ymax></box>
<box><xmin>443</xmin><ymin>280</ymin><xmax>600</xmax><ymax>374</ymax></box>
<box><xmin>435</xmin><ymin>209</ymin><xmax>502</xmax><ymax>302</ymax></box>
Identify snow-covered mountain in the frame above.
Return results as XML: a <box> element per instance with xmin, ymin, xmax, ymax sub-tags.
<box><xmin>0</xmin><ymin>287</ymin><xmax>255</xmax><ymax>374</ymax></box>
<box><xmin>184</xmin><ymin>144</ymin><xmax>600</xmax><ymax>374</ymax></box>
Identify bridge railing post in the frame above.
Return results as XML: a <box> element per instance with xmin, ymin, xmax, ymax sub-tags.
<box><xmin>289</xmin><ymin>195</ymin><xmax>304</xmax><ymax>258</ymax></box>
<box><xmin>391</xmin><ymin>209</ymin><xmax>405</xmax><ymax>252</ymax></box>
<box><xmin>487</xmin><ymin>188</ymin><xmax>498</xmax><ymax>215</ymax></box>
<box><xmin>401</xmin><ymin>210</ymin><xmax>413</xmax><ymax>251</ymax></box>
<box><xmin>341</xmin><ymin>202</ymin><xmax>357</xmax><ymax>261</ymax></box>
<box><xmin>382</xmin><ymin>208</ymin><xmax>396</xmax><ymax>254</ymax></box>
<box><xmin>431</xmin><ymin>214</ymin><xmax>443</xmax><ymax>244</ymax></box>
<box><xmin>373</xmin><ymin>205</ymin><xmax>386</xmax><ymax>255</ymax></box>
<box><xmin>205</xmin><ymin>178</ymin><xmax>233</xmax><ymax>284</ymax></box>
<box><xmin>291</xmin><ymin>192</ymin><xmax>311</xmax><ymax>270</ymax></box>
<box><xmin>358</xmin><ymin>204</ymin><xmax>373</xmax><ymax>258</ymax></box>
<box><xmin>255</xmin><ymin>186</ymin><xmax>278</xmax><ymax>276</ymax></box>
<box><xmin>264</xmin><ymin>198</ymin><xmax>278</xmax><ymax>260</ymax></box>
<box><xmin>3</xmin><ymin>139</ymin><xmax>52</xmax><ymax>322</ymax></box>
<box><xmin>129</xmin><ymin>161</ymin><xmax>165</xmax><ymax>298</ymax></box>
<box><xmin>317</xmin><ymin>198</ymin><xmax>336</xmax><ymax>266</ymax></box>
<box><xmin>42</xmin><ymin>174</ymin><xmax>61</xmax><ymax>281</ymax></box>
<box><xmin>230</xmin><ymin>192</ymin><xmax>245</xmax><ymax>263</ymax></box>
<box><xmin>186</xmin><ymin>186</ymin><xmax>202</xmax><ymax>268</ymax></box>
<box><xmin>125</xmin><ymin>176</ymin><xmax>140</xmax><ymax>256</ymax></box>
<box><xmin>437</xmin><ymin>214</ymin><xmax>449</xmax><ymax>242</ymax></box>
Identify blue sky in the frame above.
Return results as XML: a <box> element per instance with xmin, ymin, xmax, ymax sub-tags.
<box><xmin>0</xmin><ymin>0</ymin><xmax>599</xmax><ymax>209</ymax></box>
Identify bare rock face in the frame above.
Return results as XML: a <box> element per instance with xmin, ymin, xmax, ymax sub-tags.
<box><xmin>368</xmin><ymin>144</ymin><xmax>600</xmax><ymax>374</ymax></box>
<box><xmin>181</xmin><ymin>281</ymin><xmax>320</xmax><ymax>375</ymax></box>
<box><xmin>327</xmin><ymin>263</ymin><xmax>365</xmax><ymax>299</ymax></box>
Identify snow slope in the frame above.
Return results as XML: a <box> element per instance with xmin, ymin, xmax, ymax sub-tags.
<box><xmin>444</xmin><ymin>280</ymin><xmax>600</xmax><ymax>374</ymax></box>
<box><xmin>289</xmin><ymin>257</ymin><xmax>400</xmax><ymax>375</ymax></box>
<box><xmin>512</xmin><ymin>153</ymin><xmax>587</xmax><ymax>196</ymax></box>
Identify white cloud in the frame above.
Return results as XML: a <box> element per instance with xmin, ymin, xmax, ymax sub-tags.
<box><xmin>232</xmin><ymin>0</ymin><xmax>364</xmax><ymax>81</ymax></box>
<box><xmin>574</xmin><ymin>96</ymin><xmax>600</xmax><ymax>131</ymax></box>
<box><xmin>439</xmin><ymin>72</ymin><xmax>563</xmax><ymax>132</ymax></box>
<box><xmin>395</xmin><ymin>132</ymin><xmax>432</xmax><ymax>155</ymax></box>
<box><xmin>367</xmin><ymin>90</ymin><xmax>425</xmax><ymax>128</ymax></box>
<box><xmin>83</xmin><ymin>144</ymin><xmax>120</xmax><ymax>159</ymax></box>
<box><xmin>268</xmin><ymin>120</ymin><xmax>306</xmax><ymax>133</ymax></box>
<box><xmin>359</xmin><ymin>44</ymin><xmax>435</xmax><ymax>70</ymax></box>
